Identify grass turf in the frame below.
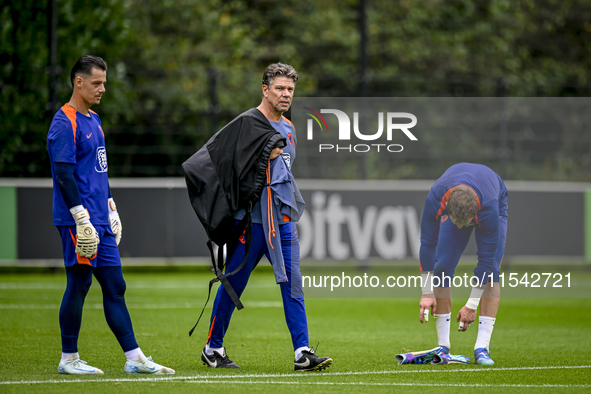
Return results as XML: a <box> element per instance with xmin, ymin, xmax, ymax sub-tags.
<box><xmin>0</xmin><ymin>265</ymin><xmax>590</xmax><ymax>393</ymax></box>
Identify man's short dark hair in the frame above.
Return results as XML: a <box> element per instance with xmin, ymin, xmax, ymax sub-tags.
<box><xmin>262</xmin><ymin>63</ymin><xmax>299</xmax><ymax>87</ymax></box>
<box><xmin>447</xmin><ymin>187</ymin><xmax>478</xmax><ymax>224</ymax></box>
<box><xmin>70</xmin><ymin>55</ymin><xmax>107</xmax><ymax>87</ymax></box>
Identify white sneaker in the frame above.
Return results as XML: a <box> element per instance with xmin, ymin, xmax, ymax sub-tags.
<box><xmin>58</xmin><ymin>357</ymin><xmax>104</xmax><ymax>375</ymax></box>
<box><xmin>124</xmin><ymin>356</ymin><xmax>175</xmax><ymax>375</ymax></box>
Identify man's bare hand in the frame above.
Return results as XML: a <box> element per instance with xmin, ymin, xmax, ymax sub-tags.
<box><xmin>419</xmin><ymin>295</ymin><xmax>437</xmax><ymax>324</ymax></box>
<box><xmin>270</xmin><ymin>147</ymin><xmax>283</xmax><ymax>160</ymax></box>
<box><xmin>456</xmin><ymin>306</ymin><xmax>477</xmax><ymax>331</ymax></box>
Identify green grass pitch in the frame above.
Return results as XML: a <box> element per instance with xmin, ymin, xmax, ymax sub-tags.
<box><xmin>0</xmin><ymin>265</ymin><xmax>590</xmax><ymax>393</ymax></box>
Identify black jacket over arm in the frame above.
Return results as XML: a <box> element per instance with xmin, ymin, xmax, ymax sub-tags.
<box><xmin>182</xmin><ymin>108</ymin><xmax>287</xmax><ymax>246</ymax></box>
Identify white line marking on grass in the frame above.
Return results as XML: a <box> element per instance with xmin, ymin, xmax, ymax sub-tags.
<box><xmin>2</xmin><ymin>365</ymin><xmax>589</xmax><ymax>385</ymax></box>
<box><xmin>0</xmin><ymin>281</ymin><xmax>276</xmax><ymax>290</ymax></box>
<box><xmin>315</xmin><ymin>364</ymin><xmax>591</xmax><ymax>377</ymax></box>
<box><xmin>0</xmin><ymin>301</ymin><xmax>282</xmax><ymax>310</ymax></box>
<box><xmin>0</xmin><ymin>283</ymin><xmax>65</xmax><ymax>289</ymax></box>
<box><xmin>186</xmin><ymin>381</ymin><xmax>589</xmax><ymax>388</ymax></box>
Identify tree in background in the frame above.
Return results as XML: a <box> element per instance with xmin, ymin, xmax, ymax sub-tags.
<box><xmin>0</xmin><ymin>0</ymin><xmax>131</xmax><ymax>177</ymax></box>
<box><xmin>1</xmin><ymin>0</ymin><xmax>590</xmax><ymax>179</ymax></box>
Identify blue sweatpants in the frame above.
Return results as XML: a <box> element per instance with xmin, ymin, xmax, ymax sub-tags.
<box><xmin>206</xmin><ymin>222</ymin><xmax>309</xmax><ymax>350</ymax></box>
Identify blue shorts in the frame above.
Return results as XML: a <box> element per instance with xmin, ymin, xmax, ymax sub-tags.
<box><xmin>56</xmin><ymin>225</ymin><xmax>121</xmax><ymax>267</ymax></box>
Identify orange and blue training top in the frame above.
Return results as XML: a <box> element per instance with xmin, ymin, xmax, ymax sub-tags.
<box><xmin>47</xmin><ymin>104</ymin><xmax>110</xmax><ymax>227</ymax></box>
<box><xmin>419</xmin><ymin>163</ymin><xmax>508</xmax><ymax>272</ymax></box>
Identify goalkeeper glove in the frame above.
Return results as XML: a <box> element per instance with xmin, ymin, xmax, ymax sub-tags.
<box><xmin>70</xmin><ymin>206</ymin><xmax>100</xmax><ymax>258</ymax></box>
<box><xmin>108</xmin><ymin>198</ymin><xmax>122</xmax><ymax>245</ymax></box>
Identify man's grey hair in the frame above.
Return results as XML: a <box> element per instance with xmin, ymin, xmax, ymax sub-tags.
<box><xmin>262</xmin><ymin>63</ymin><xmax>299</xmax><ymax>87</ymax></box>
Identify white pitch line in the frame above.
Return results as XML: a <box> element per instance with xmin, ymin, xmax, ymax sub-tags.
<box><xmin>185</xmin><ymin>381</ymin><xmax>589</xmax><ymax>388</ymax></box>
<box><xmin>1</xmin><ymin>365</ymin><xmax>589</xmax><ymax>385</ymax></box>
<box><xmin>0</xmin><ymin>281</ymin><xmax>277</xmax><ymax>290</ymax></box>
<box><xmin>0</xmin><ymin>301</ymin><xmax>282</xmax><ymax>310</ymax></box>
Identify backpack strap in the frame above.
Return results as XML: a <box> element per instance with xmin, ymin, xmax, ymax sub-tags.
<box><xmin>188</xmin><ymin>207</ymin><xmax>253</xmax><ymax>336</ymax></box>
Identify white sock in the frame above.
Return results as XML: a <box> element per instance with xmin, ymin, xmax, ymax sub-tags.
<box><xmin>434</xmin><ymin>313</ymin><xmax>451</xmax><ymax>349</ymax></box>
<box><xmin>124</xmin><ymin>347</ymin><xmax>146</xmax><ymax>362</ymax></box>
<box><xmin>204</xmin><ymin>343</ymin><xmax>224</xmax><ymax>356</ymax></box>
<box><xmin>475</xmin><ymin>316</ymin><xmax>496</xmax><ymax>350</ymax></box>
<box><xmin>61</xmin><ymin>352</ymin><xmax>79</xmax><ymax>363</ymax></box>
<box><xmin>295</xmin><ymin>346</ymin><xmax>310</xmax><ymax>361</ymax></box>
